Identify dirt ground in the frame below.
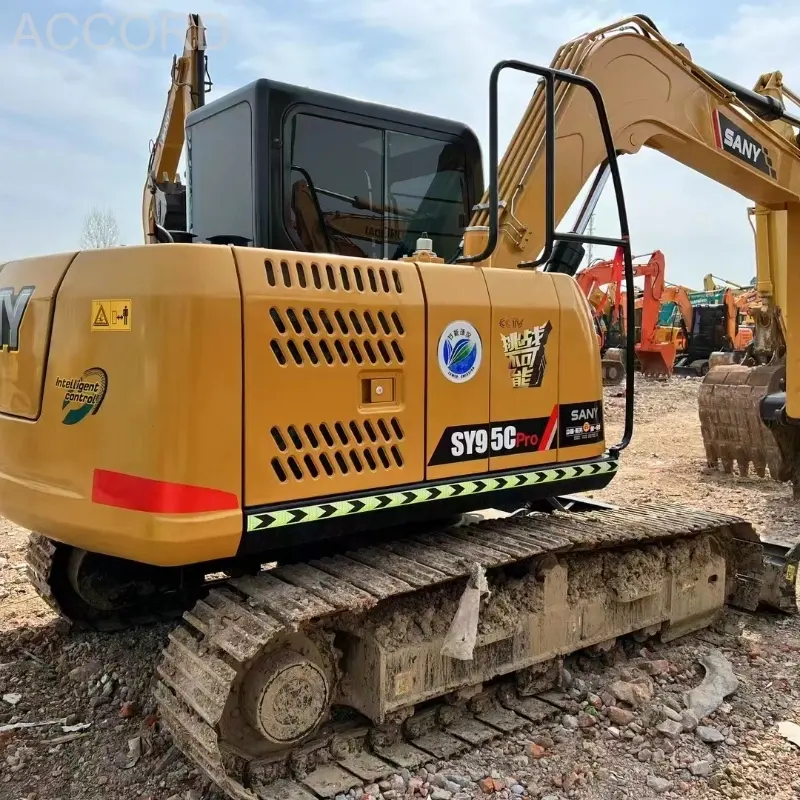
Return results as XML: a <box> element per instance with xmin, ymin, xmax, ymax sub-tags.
<box><xmin>0</xmin><ymin>375</ymin><xmax>799</xmax><ymax>800</ymax></box>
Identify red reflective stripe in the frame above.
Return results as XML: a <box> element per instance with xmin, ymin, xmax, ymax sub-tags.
<box><xmin>539</xmin><ymin>404</ymin><xmax>559</xmax><ymax>451</ymax></box>
<box><xmin>92</xmin><ymin>469</ymin><xmax>239</xmax><ymax>513</ymax></box>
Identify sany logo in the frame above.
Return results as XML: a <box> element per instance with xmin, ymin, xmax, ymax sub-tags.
<box><xmin>0</xmin><ymin>286</ymin><xmax>34</xmax><ymax>351</ymax></box>
<box><xmin>714</xmin><ymin>110</ymin><xmax>773</xmax><ymax>178</ymax></box>
<box><xmin>722</xmin><ymin>127</ymin><xmax>762</xmax><ymax>164</ymax></box>
<box><xmin>570</xmin><ymin>407</ymin><xmax>599</xmax><ymax>422</ymax></box>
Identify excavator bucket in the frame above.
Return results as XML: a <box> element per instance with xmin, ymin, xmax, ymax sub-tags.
<box><xmin>698</xmin><ymin>363</ymin><xmax>799</xmax><ymax>481</ymax></box>
<box><xmin>708</xmin><ymin>351</ymin><xmax>742</xmax><ymax>370</ymax></box>
<box><xmin>635</xmin><ymin>342</ymin><xmax>676</xmax><ymax>378</ymax></box>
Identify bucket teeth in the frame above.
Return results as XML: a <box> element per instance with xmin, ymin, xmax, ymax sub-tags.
<box><xmin>635</xmin><ymin>343</ymin><xmax>676</xmax><ymax>378</ymax></box>
<box><xmin>153</xmin><ymin>501</ymin><xmax>793</xmax><ymax>800</ymax></box>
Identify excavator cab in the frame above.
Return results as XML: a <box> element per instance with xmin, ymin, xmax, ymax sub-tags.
<box><xmin>170</xmin><ymin>79</ymin><xmax>484</xmax><ymax>263</ymax></box>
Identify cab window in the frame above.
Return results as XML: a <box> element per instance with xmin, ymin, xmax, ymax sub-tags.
<box><xmin>286</xmin><ymin>113</ymin><xmax>469</xmax><ymax>261</ymax></box>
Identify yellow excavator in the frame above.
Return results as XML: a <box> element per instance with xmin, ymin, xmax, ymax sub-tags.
<box><xmin>2</xmin><ymin>13</ymin><xmax>800</xmax><ymax>800</ymax></box>
<box><xmin>142</xmin><ymin>14</ymin><xmax>209</xmax><ymax>245</ymax></box>
<box><xmin>698</xmin><ymin>72</ymin><xmax>800</xmax><ymax>488</ymax></box>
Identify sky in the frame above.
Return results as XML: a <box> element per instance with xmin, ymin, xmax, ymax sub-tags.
<box><xmin>2</xmin><ymin>0</ymin><xmax>800</xmax><ymax>289</ymax></box>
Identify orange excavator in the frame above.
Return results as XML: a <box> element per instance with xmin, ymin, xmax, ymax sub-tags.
<box><xmin>576</xmin><ymin>253</ymin><xmax>626</xmax><ymax>384</ymax></box>
<box><xmin>733</xmin><ymin>288</ymin><xmax>759</xmax><ymax>350</ymax></box>
<box><xmin>653</xmin><ymin>284</ymin><xmax>694</xmax><ymax>359</ymax></box>
<box><xmin>577</xmin><ymin>249</ymin><xmax>678</xmax><ymax>377</ymax></box>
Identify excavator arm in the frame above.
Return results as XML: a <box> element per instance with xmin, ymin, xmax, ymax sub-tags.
<box><xmin>576</xmin><ymin>249</ymin><xmax>674</xmax><ymax>378</ymax></box>
<box><xmin>577</xmin><ymin>250</ymin><xmax>665</xmax><ymax>333</ymax></box>
<box><xmin>141</xmin><ymin>14</ymin><xmax>209</xmax><ymax>244</ymax></box>
<box><xmin>576</xmin><ymin>260</ymin><xmax>619</xmax><ymax>296</ymax></box>
<box><xmin>724</xmin><ymin>288</ymin><xmax>739</xmax><ymax>347</ymax></box>
<box><xmin>661</xmin><ymin>285</ymin><xmax>694</xmax><ymax>331</ymax></box>
<box><xmin>575</xmin><ymin>256</ymin><xmax>623</xmax><ymax>320</ymax></box>
<box><xmin>465</xmin><ymin>14</ymin><xmax>800</xmax><ymax>424</ymax></box>
<box><xmin>635</xmin><ymin>250</ymin><xmax>666</xmax><ymax>346</ymax></box>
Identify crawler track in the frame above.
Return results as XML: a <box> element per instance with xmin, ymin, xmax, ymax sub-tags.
<box><xmin>153</xmin><ymin>502</ymin><xmax>781</xmax><ymax>800</ymax></box>
<box><xmin>25</xmin><ymin>533</ymin><xmax>198</xmax><ymax>631</ymax></box>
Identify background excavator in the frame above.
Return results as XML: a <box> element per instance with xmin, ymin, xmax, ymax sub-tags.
<box><xmin>577</xmin><ymin>249</ymin><xmax>677</xmax><ymax>378</ymax></box>
<box><xmin>575</xmin><ymin>253</ymin><xmax>626</xmax><ymax>384</ymax></box>
<box><xmin>653</xmin><ymin>283</ymin><xmax>693</xmax><ymax>361</ymax></box>
<box><xmin>142</xmin><ymin>14</ymin><xmax>209</xmax><ymax>244</ymax></box>
<box><xmin>732</xmin><ymin>289</ymin><xmax>758</xmax><ymax>350</ymax></box>
<box><xmin>703</xmin><ymin>273</ymin><xmax>747</xmax><ymax>292</ymax></box>
<box><xmin>670</xmin><ymin>286</ymin><xmax>741</xmax><ymax>376</ymax></box>
<box><xmin>702</xmin><ymin>273</ymin><xmax>759</xmax><ymax>353</ymax></box>
<box><xmin>0</xmin><ymin>14</ymin><xmax>799</xmax><ymax>800</ymax></box>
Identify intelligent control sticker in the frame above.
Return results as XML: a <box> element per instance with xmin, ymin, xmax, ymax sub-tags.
<box><xmin>56</xmin><ymin>367</ymin><xmax>108</xmax><ymax>425</ymax></box>
<box><xmin>437</xmin><ymin>320</ymin><xmax>481</xmax><ymax>383</ymax></box>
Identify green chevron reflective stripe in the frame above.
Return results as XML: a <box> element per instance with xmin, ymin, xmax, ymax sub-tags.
<box><xmin>246</xmin><ymin>458</ymin><xmax>617</xmax><ymax>532</ymax></box>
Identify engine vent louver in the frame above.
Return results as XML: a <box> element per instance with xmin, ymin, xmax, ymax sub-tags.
<box><xmin>264</xmin><ymin>259</ymin><xmax>403</xmax><ymax>295</ymax></box>
<box><xmin>269</xmin><ymin>306</ymin><xmax>405</xmax><ymax>367</ymax></box>
<box><xmin>270</xmin><ymin>417</ymin><xmax>405</xmax><ymax>483</ymax></box>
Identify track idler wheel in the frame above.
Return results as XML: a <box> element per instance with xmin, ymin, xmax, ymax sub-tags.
<box><xmin>25</xmin><ymin>534</ymin><xmax>198</xmax><ymax>630</ymax></box>
<box><xmin>240</xmin><ymin>644</ymin><xmax>335</xmax><ymax>751</ymax></box>
<box><xmin>698</xmin><ymin>363</ymin><xmax>800</xmax><ymax>484</ymax></box>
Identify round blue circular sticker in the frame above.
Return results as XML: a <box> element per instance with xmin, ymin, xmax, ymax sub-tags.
<box><xmin>437</xmin><ymin>320</ymin><xmax>482</xmax><ymax>383</ymax></box>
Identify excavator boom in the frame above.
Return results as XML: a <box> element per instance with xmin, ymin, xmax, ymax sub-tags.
<box><xmin>459</xmin><ymin>13</ymin><xmax>800</xmax><ymax>487</ymax></box>
<box><xmin>141</xmin><ymin>13</ymin><xmax>209</xmax><ymax>244</ymax></box>
<box><xmin>468</xmin><ymin>16</ymin><xmax>800</xmax><ymax>275</ymax></box>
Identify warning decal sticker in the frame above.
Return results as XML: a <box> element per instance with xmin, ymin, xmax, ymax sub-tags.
<box><xmin>91</xmin><ymin>299</ymin><xmax>132</xmax><ymax>332</ymax></box>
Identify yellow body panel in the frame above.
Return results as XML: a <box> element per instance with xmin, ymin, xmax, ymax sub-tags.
<box><xmin>553</xmin><ymin>275</ymin><xmax>606</xmax><ymax>463</ymax></box>
<box><xmin>0</xmin><ymin>245</ymin><xmax>243</xmax><ymax>566</ymax></box>
<box><xmin>236</xmin><ymin>249</ymin><xmax>426</xmax><ymax>505</ymax></box>
<box><xmin>484</xmin><ymin>269</ymin><xmax>560</xmax><ymax>471</ymax></box>
<box><xmin>0</xmin><ymin>245</ymin><xmax>605</xmax><ymax>567</ymax></box>
<box><xmin>421</xmin><ymin>265</ymin><xmax>492</xmax><ymax>482</ymax></box>
<box><xmin>0</xmin><ymin>253</ymin><xmax>74</xmax><ymax>419</ymax></box>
